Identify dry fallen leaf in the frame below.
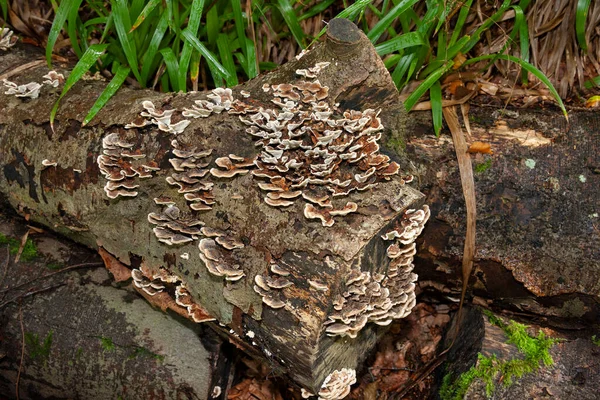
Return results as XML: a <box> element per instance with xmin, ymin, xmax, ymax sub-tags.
<box><xmin>98</xmin><ymin>247</ymin><xmax>131</xmax><ymax>282</ymax></box>
<box><xmin>467</xmin><ymin>141</ymin><xmax>493</xmax><ymax>154</ymax></box>
<box><xmin>585</xmin><ymin>95</ymin><xmax>600</xmax><ymax>108</ymax></box>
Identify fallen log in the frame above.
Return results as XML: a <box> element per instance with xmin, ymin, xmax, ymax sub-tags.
<box><xmin>0</xmin><ymin>19</ymin><xmax>428</xmax><ymax>393</ymax></box>
<box><xmin>404</xmin><ymin>107</ymin><xmax>600</xmax><ymax>325</ymax></box>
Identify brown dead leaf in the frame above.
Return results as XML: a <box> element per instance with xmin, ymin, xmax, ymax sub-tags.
<box><xmin>585</xmin><ymin>96</ymin><xmax>600</xmax><ymax>108</ymax></box>
<box><xmin>467</xmin><ymin>141</ymin><xmax>493</xmax><ymax>154</ymax></box>
<box><xmin>133</xmin><ymin>287</ymin><xmax>190</xmax><ymax>319</ymax></box>
<box><xmin>98</xmin><ymin>247</ymin><xmax>131</xmax><ymax>282</ymax></box>
<box><xmin>228</xmin><ymin>379</ymin><xmax>283</xmax><ymax>400</ymax></box>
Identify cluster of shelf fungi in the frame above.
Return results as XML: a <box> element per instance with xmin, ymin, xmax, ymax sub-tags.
<box><xmin>92</xmin><ymin>58</ymin><xmax>430</xmax><ymax>398</ymax></box>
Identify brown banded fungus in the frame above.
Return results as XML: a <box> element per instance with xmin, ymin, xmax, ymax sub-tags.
<box><xmin>168</xmin><ymin>140</ymin><xmax>214</xmax><ymax>212</ymax></box>
<box><xmin>222</xmin><ymin>62</ymin><xmax>409</xmax><ymax>227</ymax></box>
<box><xmin>42</xmin><ymin>71</ymin><xmax>65</xmax><ymax>87</ymax></box>
<box><xmin>148</xmin><ymin>204</ymin><xmax>204</xmax><ymax>245</ymax></box>
<box><xmin>198</xmin><ymin>238</ymin><xmax>245</xmax><ymax>281</ymax></box>
<box><xmin>253</xmin><ymin>261</ymin><xmax>294</xmax><ymax>309</ymax></box>
<box><xmin>317</xmin><ymin>368</ymin><xmax>356</xmax><ymax>400</ymax></box>
<box><xmin>323</xmin><ymin>205</ymin><xmax>429</xmax><ymax>338</ymax></box>
<box><xmin>97</xmin><ymin>132</ymin><xmax>157</xmax><ymax>199</ymax></box>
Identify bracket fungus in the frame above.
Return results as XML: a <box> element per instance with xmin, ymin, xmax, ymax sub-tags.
<box><xmin>2</xmin><ymin>79</ymin><xmax>42</xmax><ymax>99</ymax></box>
<box><xmin>0</xmin><ymin>28</ymin><xmax>16</xmax><ymax>50</ymax></box>
<box><xmin>317</xmin><ymin>368</ymin><xmax>356</xmax><ymax>400</ymax></box>
<box><xmin>42</xmin><ymin>71</ymin><xmax>65</xmax><ymax>87</ymax></box>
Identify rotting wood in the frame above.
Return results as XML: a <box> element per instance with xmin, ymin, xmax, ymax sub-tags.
<box><xmin>0</xmin><ymin>19</ymin><xmax>428</xmax><ymax>393</ymax></box>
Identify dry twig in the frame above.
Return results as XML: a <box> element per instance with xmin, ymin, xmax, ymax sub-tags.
<box><xmin>16</xmin><ymin>303</ymin><xmax>25</xmax><ymax>400</ymax></box>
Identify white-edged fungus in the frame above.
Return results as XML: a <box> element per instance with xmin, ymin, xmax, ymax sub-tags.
<box><xmin>317</xmin><ymin>368</ymin><xmax>356</xmax><ymax>400</ymax></box>
<box><xmin>0</xmin><ymin>28</ymin><xmax>16</xmax><ymax>50</ymax></box>
<box><xmin>42</xmin><ymin>71</ymin><xmax>65</xmax><ymax>87</ymax></box>
<box><xmin>3</xmin><ymin>79</ymin><xmax>42</xmax><ymax>99</ymax></box>
<box><xmin>41</xmin><ymin>159</ymin><xmax>58</xmax><ymax>168</ymax></box>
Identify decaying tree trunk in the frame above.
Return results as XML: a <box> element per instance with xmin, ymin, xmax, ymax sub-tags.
<box><xmin>403</xmin><ymin>108</ymin><xmax>600</xmax><ymax>325</ymax></box>
<box><xmin>0</xmin><ymin>19</ymin><xmax>428</xmax><ymax>393</ymax></box>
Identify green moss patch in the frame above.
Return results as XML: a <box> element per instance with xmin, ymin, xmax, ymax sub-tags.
<box><xmin>0</xmin><ymin>233</ymin><xmax>38</xmax><ymax>261</ymax></box>
<box><xmin>474</xmin><ymin>158</ymin><xmax>493</xmax><ymax>173</ymax></box>
<box><xmin>440</xmin><ymin>311</ymin><xmax>559</xmax><ymax>400</ymax></box>
<box><xmin>25</xmin><ymin>330</ymin><xmax>53</xmax><ymax>363</ymax></box>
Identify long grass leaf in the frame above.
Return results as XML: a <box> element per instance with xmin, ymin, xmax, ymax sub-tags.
<box><xmin>140</xmin><ymin>12</ymin><xmax>169</xmax><ymax>85</ymax></box>
<box><xmin>46</xmin><ymin>0</ymin><xmax>83</xmax><ymax>66</ymax></box>
<box><xmin>231</xmin><ymin>0</ymin><xmax>253</xmax><ymax>78</ymax></box>
<box><xmin>50</xmin><ymin>44</ymin><xmax>108</xmax><ymax>128</ymax></box>
<box><xmin>576</xmin><ymin>0</ymin><xmax>591</xmax><ymax>52</ymax></box>
<box><xmin>315</xmin><ymin>0</ymin><xmax>370</xmax><ymax>39</ymax></box>
<box><xmin>277</xmin><ymin>0</ymin><xmax>305</xmax><ymax>48</ymax></box>
<box><xmin>111</xmin><ymin>0</ymin><xmax>142</xmax><ymax>82</ymax></box>
<box><xmin>367</xmin><ymin>0</ymin><xmax>419</xmax><ymax>43</ymax></box>
<box><xmin>404</xmin><ymin>62</ymin><xmax>453</xmax><ymax>112</ymax></box>
<box><xmin>584</xmin><ymin>75</ymin><xmax>600</xmax><ymax>89</ymax></box>
<box><xmin>449</xmin><ymin>0</ymin><xmax>473</xmax><ymax>47</ymax></box>
<box><xmin>160</xmin><ymin>48</ymin><xmax>181</xmax><ymax>92</ymax></box>
<box><xmin>430</xmin><ymin>81</ymin><xmax>443</xmax><ymax>136</ymax></box>
<box><xmin>462</xmin><ymin>0</ymin><xmax>511</xmax><ymax>53</ymax></box>
<box><xmin>178</xmin><ymin>0</ymin><xmax>205</xmax><ymax>90</ymax></box>
<box><xmin>67</xmin><ymin>3</ymin><xmax>83</xmax><ymax>58</ymax></box>
<box><xmin>82</xmin><ymin>66</ymin><xmax>130</xmax><ymax>126</ymax></box>
<box><xmin>217</xmin><ymin>34</ymin><xmax>239</xmax><ymax>86</ymax></box>
<box><xmin>299</xmin><ymin>0</ymin><xmax>335</xmax><ymax>21</ymax></box>
<box><xmin>181</xmin><ymin>28</ymin><xmax>230</xmax><ymax>80</ymax></box>
<box><xmin>375</xmin><ymin>31</ymin><xmax>426</xmax><ymax>56</ymax></box>
<box><xmin>464</xmin><ymin>54</ymin><xmax>567</xmax><ymax>119</ymax></box>
<box><xmin>131</xmin><ymin>0</ymin><xmax>160</xmax><ymax>32</ymax></box>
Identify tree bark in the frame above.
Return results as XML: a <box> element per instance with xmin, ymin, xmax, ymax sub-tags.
<box><xmin>0</xmin><ymin>19</ymin><xmax>426</xmax><ymax>392</ymax></box>
<box><xmin>404</xmin><ymin>106</ymin><xmax>600</xmax><ymax>325</ymax></box>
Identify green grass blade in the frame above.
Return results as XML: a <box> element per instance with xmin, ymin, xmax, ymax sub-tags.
<box><xmin>206</xmin><ymin>5</ymin><xmax>220</xmax><ymax>46</ymax></box>
<box><xmin>367</xmin><ymin>0</ymin><xmax>419</xmax><ymax>43</ymax></box>
<box><xmin>230</xmin><ymin>0</ymin><xmax>257</xmax><ymax>78</ymax></box>
<box><xmin>50</xmin><ymin>44</ymin><xmax>108</xmax><ymax>128</ymax></box>
<box><xmin>1</xmin><ymin>0</ymin><xmax>7</xmax><ymax>21</ymax></box>
<box><xmin>178</xmin><ymin>0</ymin><xmax>205</xmax><ymax>90</ymax></box>
<box><xmin>67</xmin><ymin>4</ymin><xmax>83</xmax><ymax>58</ymax></box>
<box><xmin>462</xmin><ymin>0</ymin><xmax>511</xmax><ymax>53</ymax></box>
<box><xmin>430</xmin><ymin>80</ymin><xmax>443</xmax><ymax>136</ymax></box>
<box><xmin>244</xmin><ymin>37</ymin><xmax>258</xmax><ymax>79</ymax></box>
<box><xmin>131</xmin><ymin>0</ymin><xmax>161</xmax><ymax>32</ymax></box>
<box><xmin>391</xmin><ymin>53</ymin><xmax>415</xmax><ymax>87</ymax></box>
<box><xmin>404</xmin><ymin>61</ymin><xmax>454</xmax><ymax>112</ymax></box>
<box><xmin>181</xmin><ymin>28</ymin><xmax>230</xmax><ymax>81</ymax></box>
<box><xmin>584</xmin><ymin>75</ymin><xmax>600</xmax><ymax>89</ymax></box>
<box><xmin>82</xmin><ymin>65</ymin><xmax>130</xmax><ymax>126</ymax></box>
<box><xmin>449</xmin><ymin>0</ymin><xmax>473</xmax><ymax>47</ymax></box>
<box><xmin>46</xmin><ymin>0</ymin><xmax>84</xmax><ymax>66</ymax></box>
<box><xmin>160</xmin><ymin>47</ymin><xmax>181</xmax><ymax>92</ymax></box>
<box><xmin>576</xmin><ymin>0</ymin><xmax>591</xmax><ymax>52</ymax></box>
<box><xmin>464</xmin><ymin>54</ymin><xmax>567</xmax><ymax>119</ymax></box>
<box><xmin>217</xmin><ymin>34</ymin><xmax>239</xmax><ymax>86</ymax></box>
<box><xmin>140</xmin><ymin>12</ymin><xmax>169</xmax><ymax>86</ymax></box>
<box><xmin>299</xmin><ymin>0</ymin><xmax>335</xmax><ymax>21</ymax></box>
<box><xmin>315</xmin><ymin>0</ymin><xmax>370</xmax><ymax>39</ymax></box>
<box><xmin>375</xmin><ymin>31</ymin><xmax>426</xmax><ymax>56</ymax></box>
<box><xmin>111</xmin><ymin>0</ymin><xmax>142</xmax><ymax>82</ymax></box>
<box><xmin>277</xmin><ymin>0</ymin><xmax>305</xmax><ymax>48</ymax></box>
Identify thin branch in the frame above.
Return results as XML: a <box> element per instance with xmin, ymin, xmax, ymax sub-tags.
<box><xmin>16</xmin><ymin>303</ymin><xmax>25</xmax><ymax>400</ymax></box>
<box><xmin>0</xmin><ymin>283</ymin><xmax>66</xmax><ymax>309</ymax></box>
<box><xmin>0</xmin><ymin>244</ymin><xmax>10</xmax><ymax>291</ymax></box>
<box><xmin>0</xmin><ymin>262</ymin><xmax>103</xmax><ymax>294</ymax></box>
